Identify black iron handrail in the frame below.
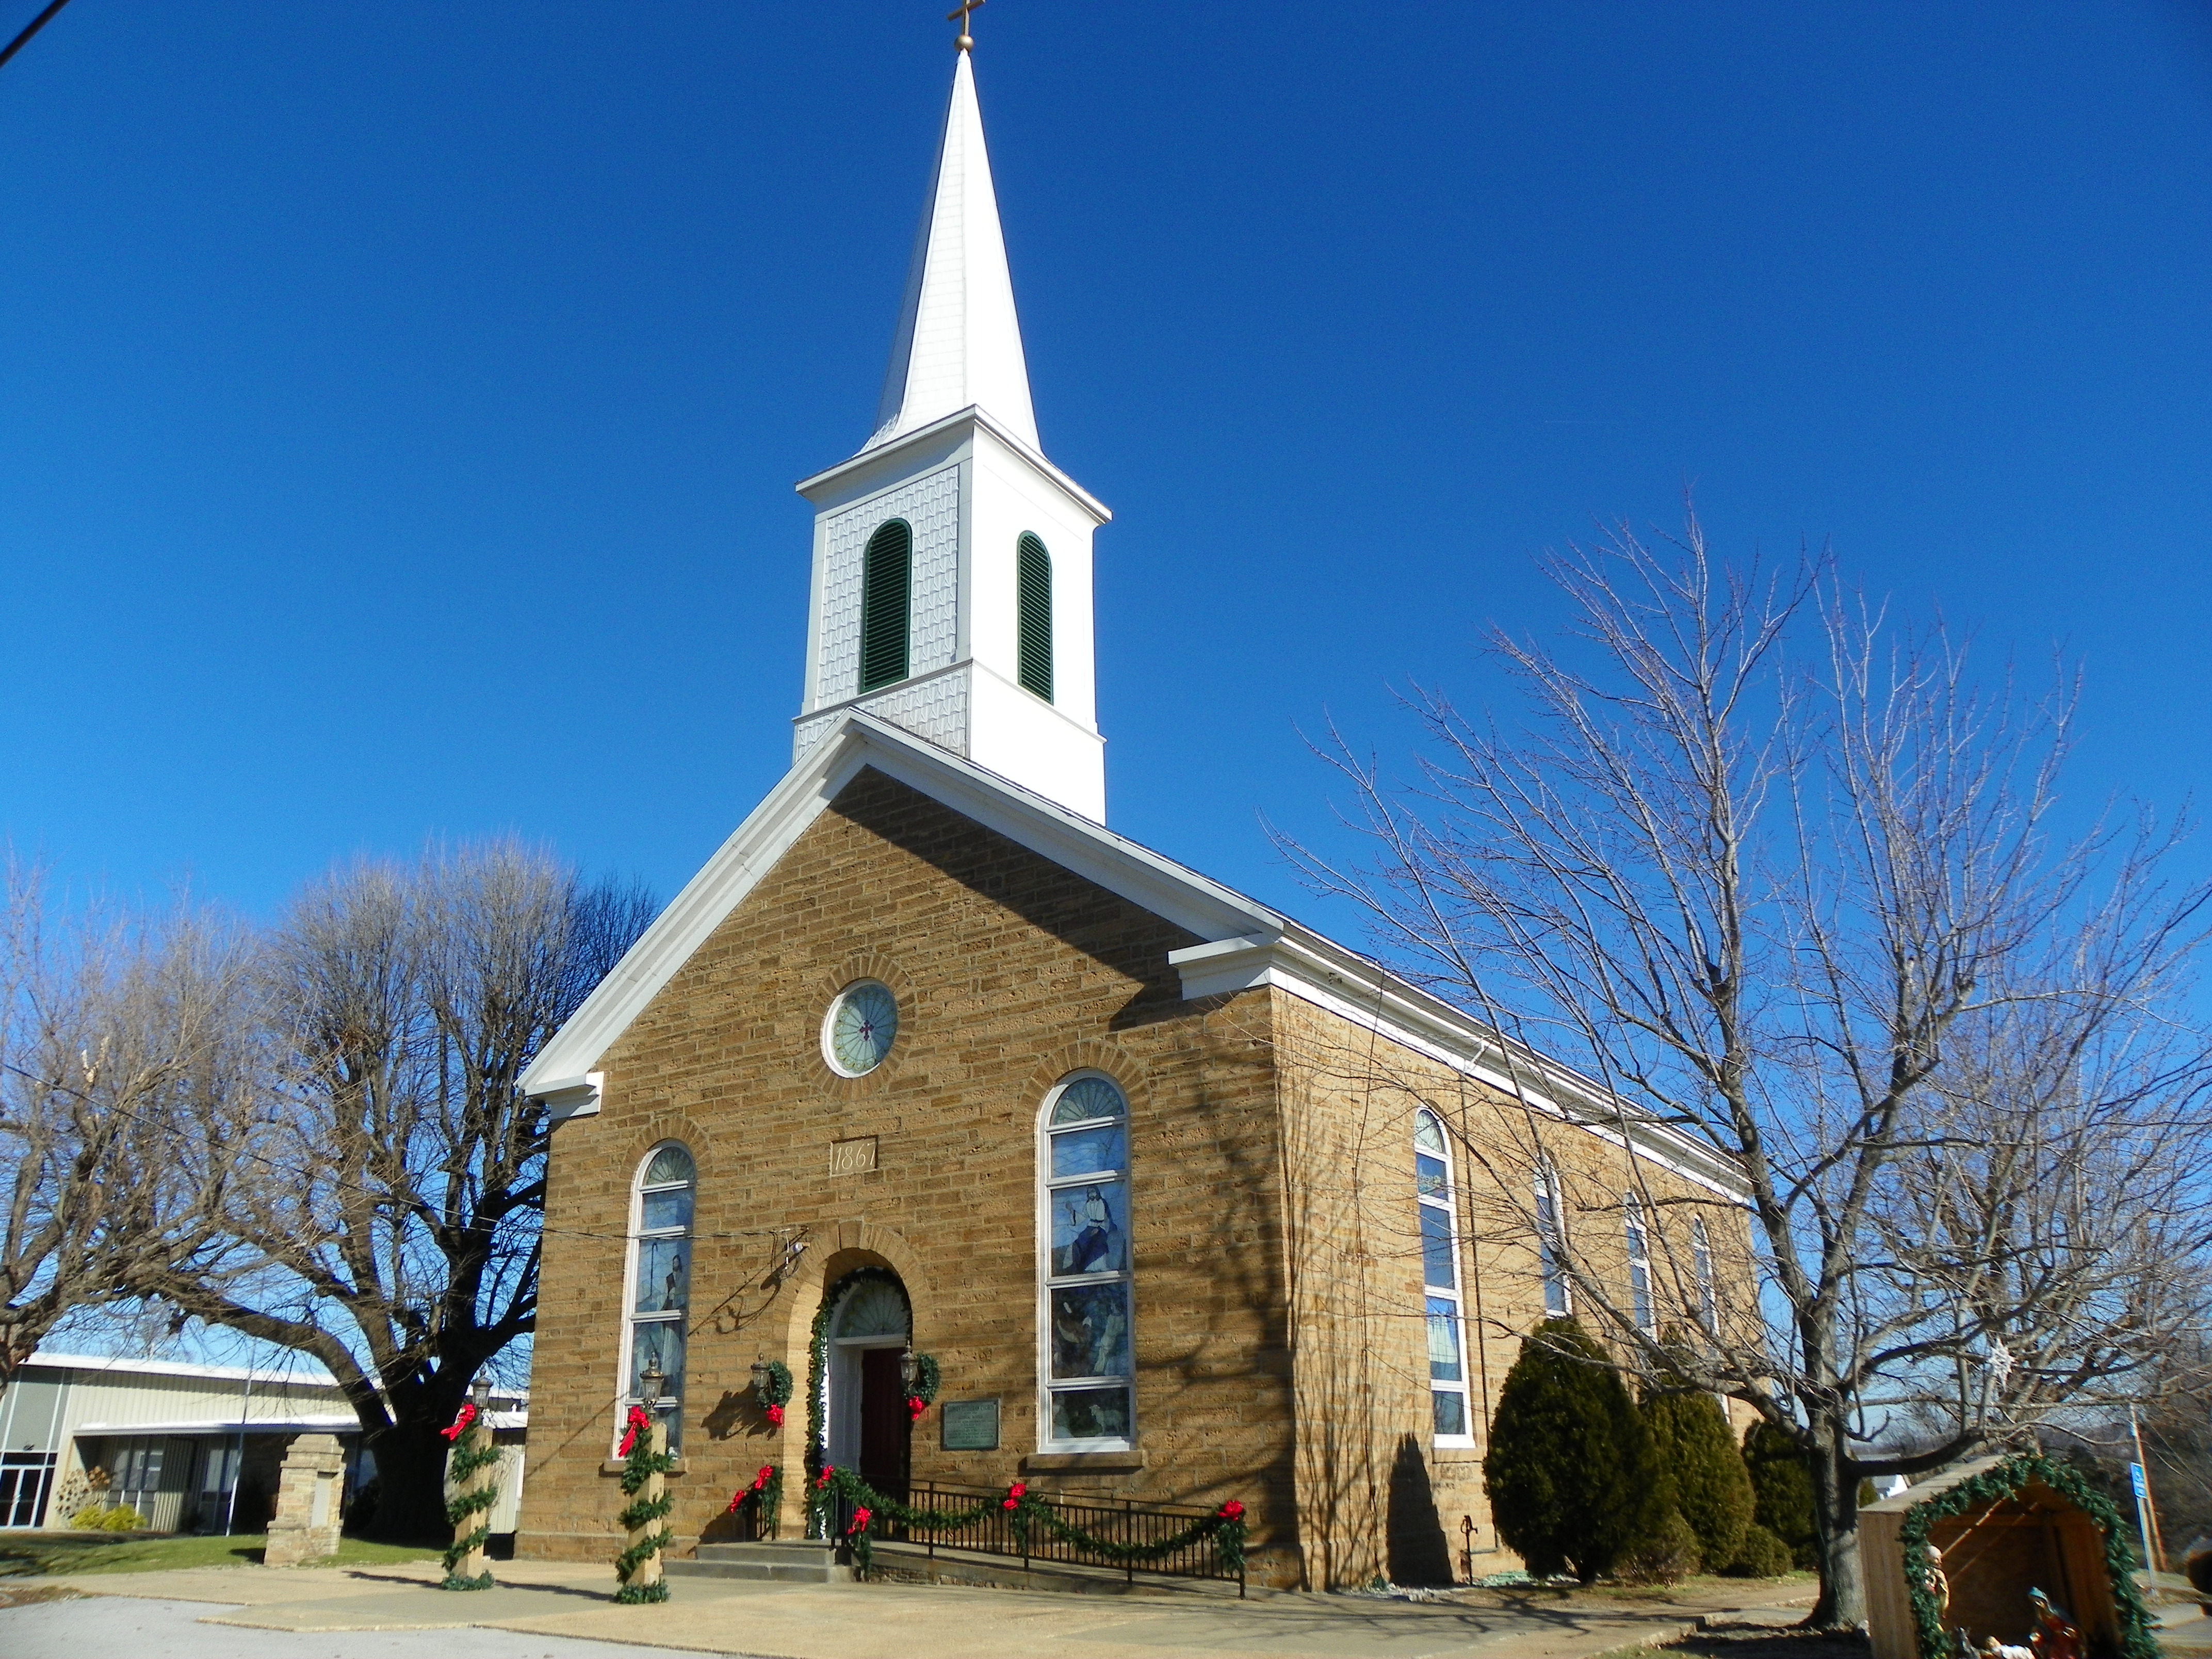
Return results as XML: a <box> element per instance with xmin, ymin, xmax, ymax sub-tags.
<box><xmin>815</xmin><ymin>1479</ymin><xmax>1245</xmax><ymax>1596</ymax></box>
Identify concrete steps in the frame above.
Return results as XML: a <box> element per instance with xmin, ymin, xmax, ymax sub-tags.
<box><xmin>665</xmin><ymin>1539</ymin><xmax>852</xmax><ymax>1584</ymax></box>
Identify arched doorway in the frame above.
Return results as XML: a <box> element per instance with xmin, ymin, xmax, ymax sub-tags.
<box><xmin>823</xmin><ymin>1273</ymin><xmax>910</xmax><ymax>1498</ymax></box>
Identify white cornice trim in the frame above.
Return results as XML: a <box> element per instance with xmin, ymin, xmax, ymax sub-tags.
<box><xmin>1167</xmin><ymin>934</ymin><xmax>1751</xmax><ymax>1202</ymax></box>
<box><xmin>519</xmin><ymin>712</ymin><xmax>1278</xmax><ymax>1097</ymax></box>
<box><xmin>795</xmin><ymin>405</ymin><xmax>1111</xmax><ymax>524</ymax></box>
<box><xmin>520</xmin><ymin>711</ymin><xmax>1749</xmax><ymax>1203</ymax></box>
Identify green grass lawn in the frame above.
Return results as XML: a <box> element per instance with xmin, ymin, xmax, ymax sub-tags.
<box><xmin>0</xmin><ymin>1531</ymin><xmax>441</xmax><ymax>1577</ymax></box>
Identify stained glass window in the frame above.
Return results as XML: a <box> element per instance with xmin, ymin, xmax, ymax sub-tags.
<box><xmin>1537</xmin><ymin>1160</ymin><xmax>1571</xmax><ymax>1316</ymax></box>
<box><xmin>1414</xmin><ymin>1110</ymin><xmax>1473</xmax><ymax>1444</ymax></box>
<box><xmin>625</xmin><ymin>1141</ymin><xmax>694</xmax><ymax>1450</ymax></box>
<box><xmin>1040</xmin><ymin>1074</ymin><xmax>1133</xmax><ymax>1449</ymax></box>
<box><xmin>1692</xmin><ymin>1217</ymin><xmax>1716</xmax><ymax>1331</ymax></box>
<box><xmin>1626</xmin><ymin>1192</ymin><xmax>1655</xmax><ymax>1335</ymax></box>
<box><xmin>824</xmin><ymin>981</ymin><xmax>899</xmax><ymax>1077</ymax></box>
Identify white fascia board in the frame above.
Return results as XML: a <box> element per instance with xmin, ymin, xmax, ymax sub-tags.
<box><xmin>29</xmin><ymin>1352</ymin><xmax>342</xmax><ymax>1388</ymax></box>
<box><xmin>73</xmin><ymin>1414</ymin><xmax>363</xmax><ymax>1438</ymax></box>
<box><xmin>796</xmin><ymin>405</ymin><xmax>1111</xmax><ymax>525</ymax></box>
<box><xmin>522</xmin><ymin>711</ymin><xmax>1281</xmax><ymax>1096</ymax></box>
<box><xmin>1168</xmin><ymin>931</ymin><xmax>1751</xmax><ymax>1202</ymax></box>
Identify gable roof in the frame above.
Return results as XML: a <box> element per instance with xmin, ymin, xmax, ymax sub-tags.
<box><xmin>519</xmin><ymin>710</ymin><xmax>1749</xmax><ymax>1201</ymax></box>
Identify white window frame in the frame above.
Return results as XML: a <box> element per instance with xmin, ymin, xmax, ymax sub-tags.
<box><xmin>617</xmin><ymin>1140</ymin><xmax>695</xmax><ymax>1454</ymax></box>
<box><xmin>1036</xmin><ymin>1071</ymin><xmax>1136</xmax><ymax>1453</ymax></box>
<box><xmin>1414</xmin><ymin>1109</ymin><xmax>1476</xmax><ymax>1448</ymax></box>
<box><xmin>1691</xmin><ymin>1216</ymin><xmax>1716</xmax><ymax>1333</ymax></box>
<box><xmin>1625</xmin><ymin>1191</ymin><xmax>1655</xmax><ymax>1336</ymax></box>
<box><xmin>1537</xmin><ymin>1160</ymin><xmax>1572</xmax><ymax>1316</ymax></box>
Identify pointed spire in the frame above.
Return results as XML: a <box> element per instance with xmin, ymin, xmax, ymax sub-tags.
<box><xmin>864</xmin><ymin>51</ymin><xmax>1039</xmax><ymax>454</ymax></box>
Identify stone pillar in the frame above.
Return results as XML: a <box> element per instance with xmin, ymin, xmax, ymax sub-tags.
<box><xmin>448</xmin><ymin>1420</ymin><xmax>494</xmax><ymax>1583</ymax></box>
<box><xmin>263</xmin><ymin>1435</ymin><xmax>345</xmax><ymax>1567</ymax></box>
<box><xmin>625</xmin><ymin>1421</ymin><xmax>668</xmax><ymax>1596</ymax></box>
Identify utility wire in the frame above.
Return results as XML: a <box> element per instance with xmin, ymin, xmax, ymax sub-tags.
<box><xmin>0</xmin><ymin>0</ymin><xmax>76</xmax><ymax>75</ymax></box>
<box><xmin>0</xmin><ymin>1055</ymin><xmax>794</xmax><ymax>1250</ymax></box>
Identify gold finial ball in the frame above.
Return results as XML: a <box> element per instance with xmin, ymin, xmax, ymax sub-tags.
<box><xmin>955</xmin><ymin>32</ymin><xmax>973</xmax><ymax>50</ymax></box>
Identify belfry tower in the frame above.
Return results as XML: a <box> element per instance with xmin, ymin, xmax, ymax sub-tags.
<box><xmin>792</xmin><ymin>42</ymin><xmax>1110</xmax><ymax>823</ymax></box>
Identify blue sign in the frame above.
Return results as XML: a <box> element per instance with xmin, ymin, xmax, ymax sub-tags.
<box><xmin>2129</xmin><ymin>1462</ymin><xmax>2148</xmax><ymax>1499</ymax></box>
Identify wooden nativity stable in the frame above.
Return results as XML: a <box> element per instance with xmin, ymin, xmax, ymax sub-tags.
<box><xmin>1864</xmin><ymin>1454</ymin><xmax>2160</xmax><ymax>1659</ymax></box>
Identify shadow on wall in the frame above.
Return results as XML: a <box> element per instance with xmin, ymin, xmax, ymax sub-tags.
<box><xmin>1388</xmin><ymin>1434</ymin><xmax>1454</xmax><ymax>1587</ymax></box>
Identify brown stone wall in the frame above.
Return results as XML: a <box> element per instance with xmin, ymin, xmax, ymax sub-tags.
<box><xmin>1267</xmin><ymin>990</ymin><xmax>1756</xmax><ymax>1588</ymax></box>
<box><xmin>518</xmin><ymin>768</ymin><xmax>1299</xmax><ymax>1581</ymax></box>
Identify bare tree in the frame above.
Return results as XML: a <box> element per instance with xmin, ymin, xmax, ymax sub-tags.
<box><xmin>0</xmin><ymin>859</ymin><xmax>254</xmax><ymax>1381</ymax></box>
<box><xmin>1282</xmin><ymin>521</ymin><xmax>2212</xmax><ymax>1626</ymax></box>
<box><xmin>133</xmin><ymin>839</ymin><xmax>653</xmax><ymax>1539</ymax></box>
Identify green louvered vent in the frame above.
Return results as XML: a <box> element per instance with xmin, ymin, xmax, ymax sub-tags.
<box><xmin>858</xmin><ymin>519</ymin><xmax>913</xmax><ymax>693</ymax></box>
<box><xmin>1017</xmin><ymin>532</ymin><xmax>1053</xmax><ymax>703</ymax></box>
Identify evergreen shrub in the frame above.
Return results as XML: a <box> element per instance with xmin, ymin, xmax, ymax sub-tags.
<box><xmin>1742</xmin><ymin>1421</ymin><xmax>1818</xmax><ymax>1570</ymax></box>
<box><xmin>1641</xmin><ymin>1386</ymin><xmax>1754</xmax><ymax>1572</ymax></box>
<box><xmin>1722</xmin><ymin>1521</ymin><xmax>1795</xmax><ymax>1578</ymax></box>
<box><xmin>1618</xmin><ymin>1505</ymin><xmax>1701</xmax><ymax>1585</ymax></box>
<box><xmin>1483</xmin><ymin>1317</ymin><xmax>1651</xmax><ymax>1582</ymax></box>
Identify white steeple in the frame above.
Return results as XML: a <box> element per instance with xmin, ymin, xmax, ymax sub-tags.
<box><xmin>792</xmin><ymin>45</ymin><xmax>1110</xmax><ymax>823</ymax></box>
<box><xmin>865</xmin><ymin>50</ymin><xmax>1038</xmax><ymax>454</ymax></box>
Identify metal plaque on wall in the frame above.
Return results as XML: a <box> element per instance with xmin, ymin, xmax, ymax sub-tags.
<box><xmin>939</xmin><ymin>1397</ymin><xmax>1000</xmax><ymax>1452</ymax></box>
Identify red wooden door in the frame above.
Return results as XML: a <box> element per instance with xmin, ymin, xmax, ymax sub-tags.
<box><xmin>858</xmin><ymin>1347</ymin><xmax>910</xmax><ymax>1498</ymax></box>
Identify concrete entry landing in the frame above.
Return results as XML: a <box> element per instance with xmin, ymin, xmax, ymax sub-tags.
<box><xmin>667</xmin><ymin>1539</ymin><xmax>852</xmax><ymax>1584</ymax></box>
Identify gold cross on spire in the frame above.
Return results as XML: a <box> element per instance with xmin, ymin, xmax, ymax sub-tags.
<box><xmin>947</xmin><ymin>0</ymin><xmax>985</xmax><ymax>52</ymax></box>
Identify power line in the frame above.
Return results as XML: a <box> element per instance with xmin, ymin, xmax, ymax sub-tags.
<box><xmin>0</xmin><ymin>0</ymin><xmax>77</xmax><ymax>75</ymax></box>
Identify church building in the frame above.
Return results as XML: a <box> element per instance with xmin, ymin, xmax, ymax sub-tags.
<box><xmin>515</xmin><ymin>39</ymin><xmax>1751</xmax><ymax>1591</ymax></box>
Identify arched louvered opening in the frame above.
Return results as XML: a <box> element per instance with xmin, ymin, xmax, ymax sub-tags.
<box><xmin>859</xmin><ymin>519</ymin><xmax>913</xmax><ymax>693</ymax></box>
<box><xmin>1017</xmin><ymin>532</ymin><xmax>1053</xmax><ymax>703</ymax></box>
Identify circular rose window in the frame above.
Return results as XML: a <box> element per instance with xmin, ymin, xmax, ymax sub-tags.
<box><xmin>823</xmin><ymin>980</ymin><xmax>899</xmax><ymax>1077</ymax></box>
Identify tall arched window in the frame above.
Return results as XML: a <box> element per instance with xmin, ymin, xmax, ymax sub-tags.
<box><xmin>1016</xmin><ymin>532</ymin><xmax>1053</xmax><ymax>702</ymax></box>
<box><xmin>1691</xmin><ymin>1217</ymin><xmax>1716</xmax><ymax>1332</ymax></box>
<box><xmin>1414</xmin><ymin>1109</ymin><xmax>1473</xmax><ymax>1443</ymax></box>
<box><xmin>1625</xmin><ymin>1192</ymin><xmax>1655</xmax><ymax>1335</ymax></box>
<box><xmin>859</xmin><ymin>519</ymin><xmax>913</xmax><ymax>692</ymax></box>
<box><xmin>624</xmin><ymin>1142</ymin><xmax>694</xmax><ymax>1449</ymax></box>
<box><xmin>1039</xmin><ymin>1074</ymin><xmax>1132</xmax><ymax>1449</ymax></box>
<box><xmin>1536</xmin><ymin>1160</ymin><xmax>1571</xmax><ymax>1316</ymax></box>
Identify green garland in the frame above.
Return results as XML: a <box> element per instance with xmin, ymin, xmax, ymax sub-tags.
<box><xmin>728</xmin><ymin>1462</ymin><xmax>784</xmax><ymax>1540</ymax></box>
<box><xmin>439</xmin><ymin>1426</ymin><xmax>502</xmax><ymax>1590</ymax></box>
<box><xmin>1898</xmin><ymin>1453</ymin><xmax>2158</xmax><ymax>1659</ymax></box>
<box><xmin>612</xmin><ymin>1408</ymin><xmax>680</xmax><ymax>1604</ymax></box>
<box><xmin>805</xmin><ymin>1467</ymin><xmax>1247</xmax><ymax>1582</ymax></box>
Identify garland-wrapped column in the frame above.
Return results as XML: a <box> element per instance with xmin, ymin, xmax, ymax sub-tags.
<box><xmin>614</xmin><ymin>1404</ymin><xmax>676</xmax><ymax>1603</ymax></box>
<box><xmin>440</xmin><ymin>1402</ymin><xmax>499</xmax><ymax>1592</ymax></box>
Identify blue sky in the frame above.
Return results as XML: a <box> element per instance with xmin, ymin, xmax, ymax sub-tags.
<box><xmin>4</xmin><ymin>1</ymin><xmax>2209</xmax><ymax>937</ymax></box>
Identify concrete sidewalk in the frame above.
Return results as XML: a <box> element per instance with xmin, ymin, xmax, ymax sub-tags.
<box><xmin>9</xmin><ymin>1556</ymin><xmax>1819</xmax><ymax>1659</ymax></box>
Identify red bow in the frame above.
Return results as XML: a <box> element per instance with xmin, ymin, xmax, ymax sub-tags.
<box><xmin>1002</xmin><ymin>1480</ymin><xmax>1027</xmax><ymax>1512</ymax></box>
<box><xmin>753</xmin><ymin>1465</ymin><xmax>775</xmax><ymax>1491</ymax></box>
<box><xmin>1218</xmin><ymin>1499</ymin><xmax>1245</xmax><ymax>1521</ymax></box>
<box><xmin>907</xmin><ymin>1395</ymin><xmax>927</xmax><ymax>1422</ymax></box>
<box><xmin>849</xmin><ymin>1505</ymin><xmax>872</xmax><ymax>1535</ymax></box>
<box><xmin>765</xmin><ymin>1403</ymin><xmax>785</xmax><ymax>1426</ymax></box>
<box><xmin>617</xmin><ymin>1403</ymin><xmax>652</xmax><ymax>1457</ymax></box>
<box><xmin>817</xmin><ymin>1464</ymin><xmax>836</xmax><ymax>1489</ymax></box>
<box><xmin>440</xmin><ymin>1402</ymin><xmax>478</xmax><ymax>1443</ymax></box>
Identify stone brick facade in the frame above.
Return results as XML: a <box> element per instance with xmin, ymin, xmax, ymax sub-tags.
<box><xmin>517</xmin><ymin>765</ymin><xmax>1748</xmax><ymax>1590</ymax></box>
